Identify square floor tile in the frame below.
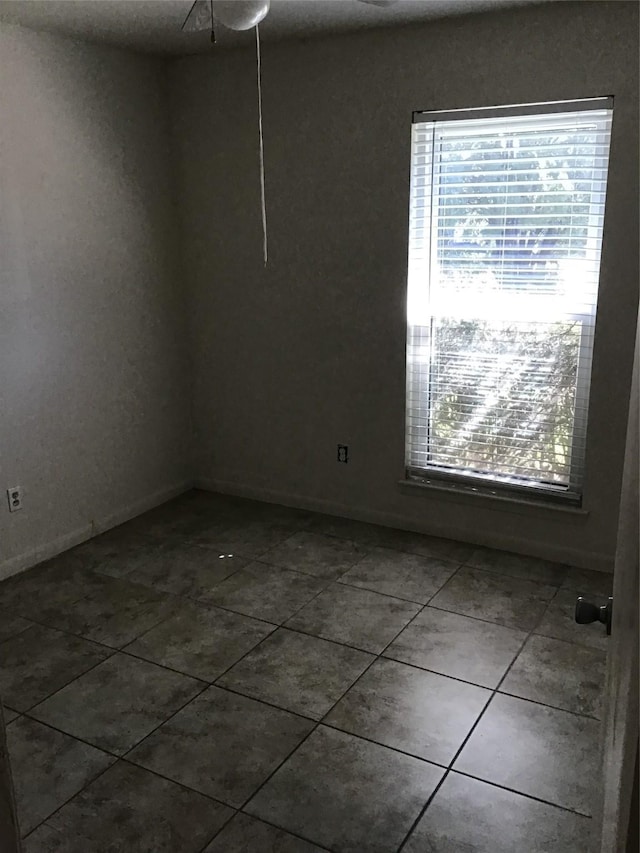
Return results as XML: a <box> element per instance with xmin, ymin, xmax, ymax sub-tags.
<box><xmin>285</xmin><ymin>584</ymin><xmax>420</xmax><ymax>653</ymax></box>
<box><xmin>125</xmin><ymin>600</ymin><xmax>273</xmax><ymax>681</ymax></box>
<box><xmin>466</xmin><ymin>547</ymin><xmax>567</xmax><ymax>586</ymax></box>
<box><xmin>325</xmin><ymin>658</ymin><xmax>489</xmax><ymax>764</ymax></box>
<box><xmin>127</xmin><ymin>686</ymin><xmax>313</xmax><ymax>808</ymax></box>
<box><xmin>430</xmin><ymin>568</ymin><xmax>556</xmax><ymax>631</ymax></box>
<box><xmin>403</xmin><ymin>771</ymin><xmax>594</xmax><ymax>853</ymax></box>
<box><xmin>535</xmin><ymin>589</ymin><xmax>609</xmax><ymax>652</ymax></box>
<box><xmin>306</xmin><ymin>513</ymin><xmax>474</xmax><ymax>563</ymax></box>
<box><xmin>247</xmin><ymin>726</ymin><xmax>443</xmax><ymax>853</ymax></box>
<box><xmin>500</xmin><ymin>634</ymin><xmax>606</xmax><ymax>718</ymax></box>
<box><xmin>7</xmin><ymin>716</ymin><xmax>115</xmax><ymax>835</ymax></box>
<box><xmin>3</xmin><ymin>707</ymin><xmax>19</xmax><ymax>724</ymax></box>
<box><xmin>351</xmin><ymin>524</ymin><xmax>474</xmax><ymax>563</ymax></box>
<box><xmin>385</xmin><ymin>607</ymin><xmax>526</xmax><ymax>688</ymax></box>
<box><xmin>454</xmin><ymin>693</ymin><xmax>600</xmax><ymax>814</ymax></box>
<box><xmin>0</xmin><ymin>625</ymin><xmax>111</xmax><ymax>712</ymax></box>
<box><xmin>339</xmin><ymin>548</ymin><xmax>458</xmax><ymax>603</ymax></box>
<box><xmin>393</xmin><ymin>532</ymin><xmax>474</xmax><ymax>564</ymax></box>
<box><xmin>0</xmin><ymin>561</ymin><xmax>106</xmax><ymax>624</ymax></box>
<box><xmin>217</xmin><ymin>629</ymin><xmax>373</xmax><ymax>719</ymax></box>
<box><xmin>264</xmin><ymin>532</ymin><xmax>368</xmax><ymax>579</ymax></box>
<box><xmin>221</xmin><ymin>499</ymin><xmax>312</xmax><ymax>528</ymax></box>
<box><xmin>204</xmin><ymin>561</ymin><xmax>327</xmax><ymax>624</ymax></box>
<box><xmin>123</xmin><ymin>498</ymin><xmax>226</xmax><ymax>541</ymax></box>
<box><xmin>202</xmin><ymin>519</ymin><xmax>298</xmax><ymax>560</ymax></box>
<box><xmin>203</xmin><ymin>813</ymin><xmax>326</xmax><ymax>852</ymax></box>
<box><xmin>23</xmin><ymin>761</ymin><xmax>233</xmax><ymax>853</ymax></box>
<box><xmin>69</xmin><ymin>529</ymin><xmax>161</xmax><ymax>579</ymax></box>
<box><xmin>562</xmin><ymin>567</ymin><xmax>614</xmax><ymax>597</ymax></box>
<box><xmin>0</xmin><ymin>610</ymin><xmax>32</xmax><ymax>644</ymax></box>
<box><xmin>179</xmin><ymin>514</ymin><xmax>240</xmax><ymax>548</ymax></box>
<box><xmin>46</xmin><ymin>575</ymin><xmax>174</xmax><ymax>648</ymax></box>
<box><xmin>31</xmin><ymin>653</ymin><xmax>204</xmax><ymax>755</ymax></box>
<box><xmin>128</xmin><ymin>542</ymin><xmax>246</xmax><ymax>599</ymax></box>
<box><xmin>303</xmin><ymin>514</ymin><xmax>391</xmax><ymax>544</ymax></box>
<box><xmin>305</xmin><ymin>517</ymin><xmax>473</xmax><ymax>563</ymax></box>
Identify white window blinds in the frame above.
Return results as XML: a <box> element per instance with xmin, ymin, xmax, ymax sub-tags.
<box><xmin>405</xmin><ymin>100</ymin><xmax>613</xmax><ymax>502</ymax></box>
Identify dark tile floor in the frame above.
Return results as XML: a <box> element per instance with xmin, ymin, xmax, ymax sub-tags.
<box><xmin>0</xmin><ymin>490</ymin><xmax>612</xmax><ymax>852</ymax></box>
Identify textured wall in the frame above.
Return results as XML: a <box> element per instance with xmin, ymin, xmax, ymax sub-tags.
<box><xmin>0</xmin><ymin>25</ymin><xmax>191</xmax><ymax>577</ymax></box>
<box><xmin>169</xmin><ymin>1</ymin><xmax>639</xmax><ymax>570</ymax></box>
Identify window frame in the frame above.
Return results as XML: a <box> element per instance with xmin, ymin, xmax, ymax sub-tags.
<box><xmin>404</xmin><ymin>97</ymin><xmax>614</xmax><ymax>507</ymax></box>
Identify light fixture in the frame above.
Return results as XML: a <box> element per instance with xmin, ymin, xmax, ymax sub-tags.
<box><xmin>212</xmin><ymin>0</ymin><xmax>270</xmax><ymax>31</ymax></box>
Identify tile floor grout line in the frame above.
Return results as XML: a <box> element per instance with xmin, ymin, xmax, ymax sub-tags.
<box><xmin>270</xmin><ymin>567</ymin><xmax>353</xmax><ymax>624</ymax></box>
<box><xmin>117</xmin><ymin>754</ymin><xmax>239</xmax><ymax>809</ymax></box>
<box><xmin>16</xmin><ymin>711</ymin><xmax>269</xmax><ymax>837</ymax></box>
<box><xmin>5</xmin><ymin>514</ymin><xmax>439</xmax><ymax>850</ymax></box>
<box><xmin>0</xmin><ymin>582</ymin><xmax>189</xmax><ymax>651</ymax></box>
<box><xmin>206</xmin><ymin>682</ymin><xmax>318</xmax><ymax>723</ymax></box>
<box><xmin>492</xmin><ymin>582</ymin><xmax>565</xmax><ymax>694</ymax></box>
<box><xmin>424</xmin><ymin>600</ymin><xmax>549</xmax><ymax>629</ymax></box>
<box><xmin>212</xmin><ymin>612</ymin><xmax>606</xmax><ymax>736</ymax></box>
<box><xmin>272</xmin><ymin>623</ymin><xmax>389</xmax><ymax>657</ymax></box>
<box><xmin>3</xmin><ymin>603</ymin><xmax>232</xmax><ymax>720</ymax></box>
<box><xmin>112</xmin><ymin>646</ymin><xmax>268</xmax><ymax>692</ymax></box>
<box><xmin>484</xmin><ymin>592</ymin><xmax>606</xmax><ymax>719</ymax></box>
<box><xmin>12</xmin><ymin>645</ymin><xmax>120</xmax><ymax>719</ymax></box>
<box><xmin>450</xmin><ymin>768</ymin><xmax>595</xmax><ymax>818</ymax></box>
<box><xmin>0</xmin><ymin>607</ymin><xmax>164</xmax><ymax>656</ymax></box>
<box><xmin>235</xmin><ymin>574</ymin><xmax>474</xmax><ymax>852</ymax></box>
<box><xmin>2</xmin><ymin>577</ymin><xmax>286</xmax><ymax>662</ymax></box>
<box><xmin>197</xmin><ymin>811</ymin><xmax>336</xmax><ymax>853</ymax></box>
<box><xmin>0</xmin><ymin>622</ymin><xmax>32</xmax><ymax>649</ymax></box>
<box><xmin>120</xmin><ymin>593</ymin><xmax>281</xmax><ymax>645</ymax></box>
<box><xmin>2</xmin><ymin>499</ymin><xmax>609</xmax><ymax>851</ymax></box>
<box><xmin>495</xmin><ymin>687</ymin><xmax>602</xmax><ymax>721</ymax></box>
<box><xmin>395</xmin><ymin>691</ymin><xmax>495</xmax><ymax>852</ymax></box>
<box><xmin>395</xmin><ymin>572</ymin><xmax>589</xmax><ymax>851</ymax></box>
<box><xmin>374</xmin><ymin>652</ymin><xmax>512</xmax><ymax>690</ymax></box>
<box><xmin>228</xmin><ymin>575</ymin><xmax>447</xmax><ymax>845</ymax></box>
<box><xmin>334</xmin><ymin>578</ymin><xmax>435</xmax><ymax>606</ymax></box>
<box><xmin>283</xmin><ymin>524</ymin><xmax>609</xmax><ymax>593</ymax></box>
<box><xmin>13</xmin><ymin>693</ymin><xmax>214</xmax><ymax>844</ymax></box>
<box><xmin>396</xmin><ymin>769</ymin><xmax>452</xmax><ymax>853</ymax></box>
<box><xmin>22</xmin><ymin>756</ymin><xmax>120</xmax><ymax>841</ymax></box>
<box><xmin>18</xmin><ymin>555</ymin><xmax>568</xmax><ymax>654</ymax></box>
<box><xmin>396</xmin><ymin>761</ymin><xmax>596</xmax><ymax>853</ymax></box>
<box><xmin>192</xmin><ymin>804</ymin><xmax>238</xmax><ymax>853</ymax></box>
<box><xmin>23</xmin><ymin>750</ymin><xmax>239</xmax><ymax>845</ymax></box>
<box><xmin>113</xmin><ymin>678</ymin><xmax>210</xmax><ymax>761</ymax></box>
<box><xmin>320</xmin><ymin>720</ymin><xmax>449</xmax><ymax>768</ymax></box>
<box><xmin>23</xmin><ymin>672</ymin><xmax>211</xmax><ymax>774</ymax></box>
<box><xmin>16</xmin><ymin>714</ymin><xmax>123</xmax><ymax>763</ymax></box>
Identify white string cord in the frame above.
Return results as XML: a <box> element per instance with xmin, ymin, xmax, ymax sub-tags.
<box><xmin>256</xmin><ymin>23</ymin><xmax>267</xmax><ymax>266</ymax></box>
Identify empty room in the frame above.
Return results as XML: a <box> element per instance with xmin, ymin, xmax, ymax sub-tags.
<box><xmin>0</xmin><ymin>0</ymin><xmax>638</xmax><ymax>851</ymax></box>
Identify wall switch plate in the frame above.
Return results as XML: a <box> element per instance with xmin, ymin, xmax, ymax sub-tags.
<box><xmin>337</xmin><ymin>444</ymin><xmax>349</xmax><ymax>464</ymax></box>
<box><xmin>7</xmin><ymin>487</ymin><xmax>22</xmax><ymax>512</ymax></box>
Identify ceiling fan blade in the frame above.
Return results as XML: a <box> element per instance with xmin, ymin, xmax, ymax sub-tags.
<box><xmin>182</xmin><ymin>0</ymin><xmax>213</xmax><ymax>32</ymax></box>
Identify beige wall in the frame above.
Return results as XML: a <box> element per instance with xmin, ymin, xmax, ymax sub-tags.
<box><xmin>0</xmin><ymin>25</ymin><xmax>192</xmax><ymax>578</ymax></box>
<box><xmin>169</xmin><ymin>1</ymin><xmax>639</xmax><ymax>571</ymax></box>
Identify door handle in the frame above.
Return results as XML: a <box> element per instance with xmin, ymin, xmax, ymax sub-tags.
<box><xmin>575</xmin><ymin>596</ymin><xmax>613</xmax><ymax>636</ymax></box>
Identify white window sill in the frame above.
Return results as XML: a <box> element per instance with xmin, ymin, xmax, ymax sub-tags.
<box><xmin>398</xmin><ymin>477</ymin><xmax>590</xmax><ymax>517</ymax></box>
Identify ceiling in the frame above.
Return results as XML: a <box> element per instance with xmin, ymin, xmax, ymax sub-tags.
<box><xmin>0</xmin><ymin>0</ymin><xmax>546</xmax><ymax>55</ymax></box>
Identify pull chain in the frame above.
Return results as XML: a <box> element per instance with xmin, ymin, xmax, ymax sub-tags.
<box><xmin>256</xmin><ymin>23</ymin><xmax>267</xmax><ymax>266</ymax></box>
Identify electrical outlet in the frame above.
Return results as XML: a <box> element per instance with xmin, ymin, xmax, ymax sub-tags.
<box><xmin>7</xmin><ymin>487</ymin><xmax>22</xmax><ymax>512</ymax></box>
<box><xmin>337</xmin><ymin>444</ymin><xmax>349</xmax><ymax>464</ymax></box>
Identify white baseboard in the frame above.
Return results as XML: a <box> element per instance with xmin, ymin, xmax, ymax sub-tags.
<box><xmin>0</xmin><ymin>480</ymin><xmax>193</xmax><ymax>582</ymax></box>
<box><xmin>195</xmin><ymin>477</ymin><xmax>614</xmax><ymax>573</ymax></box>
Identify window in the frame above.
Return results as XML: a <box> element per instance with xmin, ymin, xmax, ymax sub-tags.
<box><xmin>405</xmin><ymin>99</ymin><xmax>613</xmax><ymax>504</ymax></box>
